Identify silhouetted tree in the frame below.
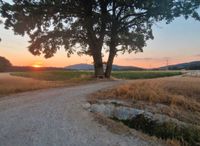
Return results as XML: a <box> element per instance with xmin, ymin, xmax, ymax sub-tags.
<box><xmin>1</xmin><ymin>0</ymin><xmax>109</xmax><ymax>76</ymax></box>
<box><xmin>0</xmin><ymin>56</ymin><xmax>12</xmax><ymax>72</ymax></box>
<box><xmin>0</xmin><ymin>19</ymin><xmax>2</xmax><ymax>41</ymax></box>
<box><xmin>103</xmin><ymin>1</ymin><xmax>200</xmax><ymax>77</ymax></box>
<box><xmin>0</xmin><ymin>0</ymin><xmax>199</xmax><ymax>77</ymax></box>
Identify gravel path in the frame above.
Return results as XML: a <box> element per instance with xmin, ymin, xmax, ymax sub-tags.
<box><xmin>0</xmin><ymin>81</ymin><xmax>162</xmax><ymax>146</ymax></box>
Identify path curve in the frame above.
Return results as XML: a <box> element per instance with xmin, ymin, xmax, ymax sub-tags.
<box><xmin>0</xmin><ymin>81</ymin><xmax>163</xmax><ymax>146</ymax></box>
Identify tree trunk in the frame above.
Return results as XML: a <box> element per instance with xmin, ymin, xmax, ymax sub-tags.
<box><xmin>105</xmin><ymin>41</ymin><xmax>116</xmax><ymax>78</ymax></box>
<box><xmin>105</xmin><ymin>51</ymin><xmax>115</xmax><ymax>78</ymax></box>
<box><xmin>105</xmin><ymin>20</ymin><xmax>117</xmax><ymax>78</ymax></box>
<box><xmin>92</xmin><ymin>47</ymin><xmax>104</xmax><ymax>78</ymax></box>
<box><xmin>83</xmin><ymin>5</ymin><xmax>105</xmax><ymax>78</ymax></box>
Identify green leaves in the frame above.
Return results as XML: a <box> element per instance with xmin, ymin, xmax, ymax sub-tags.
<box><xmin>0</xmin><ymin>0</ymin><xmax>199</xmax><ymax>59</ymax></box>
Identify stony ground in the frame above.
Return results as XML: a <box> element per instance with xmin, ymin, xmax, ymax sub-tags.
<box><xmin>0</xmin><ymin>81</ymin><xmax>165</xmax><ymax>146</ymax></box>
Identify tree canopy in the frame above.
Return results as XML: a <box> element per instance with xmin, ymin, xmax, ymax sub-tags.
<box><xmin>0</xmin><ymin>56</ymin><xmax>12</xmax><ymax>72</ymax></box>
<box><xmin>0</xmin><ymin>19</ymin><xmax>2</xmax><ymax>41</ymax></box>
<box><xmin>0</xmin><ymin>0</ymin><xmax>199</xmax><ymax>77</ymax></box>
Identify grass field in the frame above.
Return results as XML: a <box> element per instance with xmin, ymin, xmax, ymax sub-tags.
<box><xmin>90</xmin><ymin>76</ymin><xmax>200</xmax><ymax>124</ymax></box>
<box><xmin>11</xmin><ymin>70</ymin><xmax>182</xmax><ymax>80</ymax></box>
<box><xmin>90</xmin><ymin>76</ymin><xmax>200</xmax><ymax>145</ymax></box>
<box><xmin>11</xmin><ymin>71</ymin><xmax>93</xmax><ymax>81</ymax></box>
<box><xmin>0</xmin><ymin>73</ymin><xmax>54</xmax><ymax>96</ymax></box>
<box><xmin>112</xmin><ymin>71</ymin><xmax>182</xmax><ymax>79</ymax></box>
<box><xmin>0</xmin><ymin>72</ymin><xmax>94</xmax><ymax>97</ymax></box>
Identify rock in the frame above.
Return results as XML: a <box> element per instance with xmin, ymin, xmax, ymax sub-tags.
<box><xmin>89</xmin><ymin>100</ymin><xmax>190</xmax><ymax>128</ymax></box>
<box><xmin>90</xmin><ymin>103</ymin><xmax>115</xmax><ymax>117</ymax></box>
<box><xmin>144</xmin><ymin>111</ymin><xmax>154</xmax><ymax>119</ymax></box>
<box><xmin>114</xmin><ymin>106</ymin><xmax>144</xmax><ymax>120</ymax></box>
<box><xmin>82</xmin><ymin>103</ymin><xmax>91</xmax><ymax>109</ymax></box>
<box><xmin>90</xmin><ymin>103</ymin><xmax>144</xmax><ymax>120</ymax></box>
<box><xmin>104</xmin><ymin>104</ymin><xmax>115</xmax><ymax>117</ymax></box>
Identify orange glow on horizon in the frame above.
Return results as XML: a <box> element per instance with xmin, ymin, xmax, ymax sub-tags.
<box><xmin>32</xmin><ymin>64</ymin><xmax>42</xmax><ymax>68</ymax></box>
<box><xmin>31</xmin><ymin>61</ymin><xmax>43</xmax><ymax>68</ymax></box>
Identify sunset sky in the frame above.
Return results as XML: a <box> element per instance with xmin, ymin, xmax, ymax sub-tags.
<box><xmin>0</xmin><ymin>12</ymin><xmax>200</xmax><ymax>68</ymax></box>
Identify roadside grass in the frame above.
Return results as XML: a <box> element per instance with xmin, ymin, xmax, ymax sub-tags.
<box><xmin>0</xmin><ymin>72</ymin><xmax>95</xmax><ymax>97</ymax></box>
<box><xmin>0</xmin><ymin>73</ymin><xmax>55</xmax><ymax>96</ymax></box>
<box><xmin>92</xmin><ymin>79</ymin><xmax>200</xmax><ymax>112</ymax></box>
<box><xmin>111</xmin><ymin>71</ymin><xmax>182</xmax><ymax>79</ymax></box>
<box><xmin>90</xmin><ymin>77</ymin><xmax>200</xmax><ymax>123</ymax></box>
<box><xmin>89</xmin><ymin>76</ymin><xmax>200</xmax><ymax>145</ymax></box>
<box><xmin>11</xmin><ymin>70</ymin><xmax>93</xmax><ymax>81</ymax></box>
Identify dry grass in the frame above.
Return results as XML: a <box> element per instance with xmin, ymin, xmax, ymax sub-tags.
<box><xmin>90</xmin><ymin>76</ymin><xmax>200</xmax><ymax>125</ymax></box>
<box><xmin>162</xmin><ymin>77</ymin><xmax>200</xmax><ymax>102</ymax></box>
<box><xmin>0</xmin><ymin>73</ymin><xmax>95</xmax><ymax>97</ymax></box>
<box><xmin>90</xmin><ymin>76</ymin><xmax>200</xmax><ymax>145</ymax></box>
<box><xmin>0</xmin><ymin>73</ymin><xmax>59</xmax><ymax>96</ymax></box>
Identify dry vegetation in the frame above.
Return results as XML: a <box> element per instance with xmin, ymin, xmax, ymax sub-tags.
<box><xmin>0</xmin><ymin>73</ymin><xmax>94</xmax><ymax>97</ymax></box>
<box><xmin>0</xmin><ymin>73</ymin><xmax>59</xmax><ymax>96</ymax></box>
<box><xmin>89</xmin><ymin>76</ymin><xmax>200</xmax><ymax>145</ymax></box>
<box><xmin>90</xmin><ymin>76</ymin><xmax>200</xmax><ymax>126</ymax></box>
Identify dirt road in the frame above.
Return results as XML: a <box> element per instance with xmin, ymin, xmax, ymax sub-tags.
<box><xmin>0</xmin><ymin>81</ymin><xmax>162</xmax><ymax>146</ymax></box>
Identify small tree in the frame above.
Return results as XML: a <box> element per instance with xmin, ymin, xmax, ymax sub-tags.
<box><xmin>0</xmin><ymin>0</ymin><xmax>199</xmax><ymax>78</ymax></box>
<box><xmin>0</xmin><ymin>56</ymin><xmax>12</xmax><ymax>72</ymax></box>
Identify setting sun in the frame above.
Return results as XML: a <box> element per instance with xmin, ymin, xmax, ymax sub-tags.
<box><xmin>32</xmin><ymin>64</ymin><xmax>42</xmax><ymax>68</ymax></box>
<box><xmin>32</xmin><ymin>61</ymin><xmax>43</xmax><ymax>68</ymax></box>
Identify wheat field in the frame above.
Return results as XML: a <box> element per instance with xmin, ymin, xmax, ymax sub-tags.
<box><xmin>0</xmin><ymin>73</ymin><xmax>60</xmax><ymax>96</ymax></box>
<box><xmin>90</xmin><ymin>76</ymin><xmax>200</xmax><ymax>125</ymax></box>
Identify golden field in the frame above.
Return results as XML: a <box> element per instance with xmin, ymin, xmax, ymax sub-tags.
<box><xmin>0</xmin><ymin>73</ymin><xmax>94</xmax><ymax>97</ymax></box>
<box><xmin>90</xmin><ymin>76</ymin><xmax>200</xmax><ymax>125</ymax></box>
<box><xmin>0</xmin><ymin>73</ymin><xmax>60</xmax><ymax>96</ymax></box>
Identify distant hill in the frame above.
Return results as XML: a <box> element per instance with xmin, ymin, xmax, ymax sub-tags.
<box><xmin>65</xmin><ymin>63</ymin><xmax>143</xmax><ymax>71</ymax></box>
<box><xmin>159</xmin><ymin>61</ymin><xmax>200</xmax><ymax>70</ymax></box>
<box><xmin>112</xmin><ymin>64</ymin><xmax>143</xmax><ymax>71</ymax></box>
<box><xmin>65</xmin><ymin>64</ymin><xmax>94</xmax><ymax>70</ymax></box>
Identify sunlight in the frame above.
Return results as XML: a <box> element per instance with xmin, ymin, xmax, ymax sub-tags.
<box><xmin>32</xmin><ymin>61</ymin><xmax>43</xmax><ymax>68</ymax></box>
<box><xmin>32</xmin><ymin>64</ymin><xmax>42</xmax><ymax>68</ymax></box>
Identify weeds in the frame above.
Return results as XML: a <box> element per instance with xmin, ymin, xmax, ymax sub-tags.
<box><xmin>116</xmin><ymin>114</ymin><xmax>200</xmax><ymax>146</ymax></box>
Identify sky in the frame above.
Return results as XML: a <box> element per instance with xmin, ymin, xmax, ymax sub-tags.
<box><xmin>0</xmin><ymin>4</ymin><xmax>200</xmax><ymax>68</ymax></box>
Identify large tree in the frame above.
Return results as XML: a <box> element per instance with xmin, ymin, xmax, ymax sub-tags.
<box><xmin>0</xmin><ymin>19</ymin><xmax>2</xmax><ymax>41</ymax></box>
<box><xmin>0</xmin><ymin>0</ymin><xmax>199</xmax><ymax>78</ymax></box>
<box><xmin>1</xmin><ymin>0</ymin><xmax>109</xmax><ymax>76</ymax></box>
